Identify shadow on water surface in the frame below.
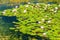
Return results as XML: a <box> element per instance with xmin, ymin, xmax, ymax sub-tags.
<box><xmin>0</xmin><ymin>16</ymin><xmax>18</xmax><ymax>36</ymax></box>
<box><xmin>16</xmin><ymin>32</ymin><xmax>50</xmax><ymax>40</ymax></box>
<box><xmin>2</xmin><ymin>16</ymin><xmax>18</xmax><ymax>23</ymax></box>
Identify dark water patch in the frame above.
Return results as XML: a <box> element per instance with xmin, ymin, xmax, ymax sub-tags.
<box><xmin>47</xmin><ymin>2</ymin><xmax>57</xmax><ymax>4</ymax></box>
<box><xmin>0</xmin><ymin>3</ymin><xmax>20</xmax><ymax>11</ymax></box>
<box><xmin>2</xmin><ymin>16</ymin><xmax>18</xmax><ymax>23</ymax></box>
<box><xmin>1</xmin><ymin>16</ymin><xmax>19</xmax><ymax>35</ymax></box>
<box><xmin>0</xmin><ymin>4</ymin><xmax>13</xmax><ymax>11</ymax></box>
<box><xmin>0</xmin><ymin>16</ymin><xmax>12</xmax><ymax>36</ymax></box>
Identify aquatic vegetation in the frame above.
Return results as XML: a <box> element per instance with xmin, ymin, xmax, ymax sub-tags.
<box><xmin>2</xmin><ymin>3</ymin><xmax>60</xmax><ymax>40</ymax></box>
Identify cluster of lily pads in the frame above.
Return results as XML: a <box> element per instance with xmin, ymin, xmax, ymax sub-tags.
<box><xmin>1</xmin><ymin>3</ymin><xmax>60</xmax><ymax>40</ymax></box>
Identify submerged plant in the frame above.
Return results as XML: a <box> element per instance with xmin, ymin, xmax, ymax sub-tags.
<box><xmin>2</xmin><ymin>3</ymin><xmax>60</xmax><ymax>40</ymax></box>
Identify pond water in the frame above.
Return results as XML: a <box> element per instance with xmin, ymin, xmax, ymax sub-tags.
<box><xmin>0</xmin><ymin>4</ymin><xmax>14</xmax><ymax>11</ymax></box>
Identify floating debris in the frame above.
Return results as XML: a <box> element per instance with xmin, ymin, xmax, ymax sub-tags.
<box><xmin>43</xmin><ymin>32</ymin><xmax>46</xmax><ymax>36</ymax></box>
<box><xmin>47</xmin><ymin>4</ymin><xmax>50</xmax><ymax>6</ymax></box>
<box><xmin>47</xmin><ymin>20</ymin><xmax>51</xmax><ymax>23</ymax></box>
<box><xmin>2</xmin><ymin>11</ymin><xmax>6</xmax><ymax>15</ymax></box>
<box><xmin>55</xmin><ymin>7</ymin><xmax>58</xmax><ymax>10</ymax></box>
<box><xmin>24</xmin><ymin>10</ymin><xmax>27</xmax><ymax>13</ymax></box>
<box><xmin>12</xmin><ymin>9</ymin><xmax>17</xmax><ymax>12</ymax></box>
<box><xmin>40</xmin><ymin>26</ymin><xmax>44</xmax><ymax>29</ymax></box>
<box><xmin>28</xmin><ymin>2</ymin><xmax>30</xmax><ymax>4</ymax></box>
<box><xmin>25</xmin><ymin>5</ymin><xmax>29</xmax><ymax>7</ymax></box>
<box><xmin>15</xmin><ymin>6</ymin><xmax>18</xmax><ymax>8</ymax></box>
